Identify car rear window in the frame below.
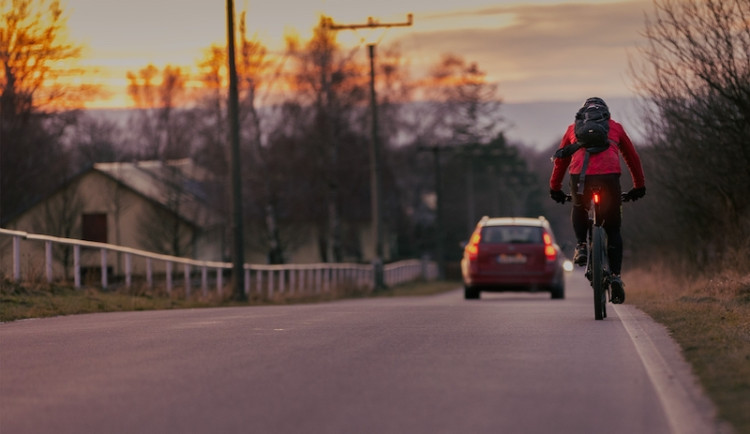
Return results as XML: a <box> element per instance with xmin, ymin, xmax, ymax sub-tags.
<box><xmin>480</xmin><ymin>226</ymin><xmax>543</xmax><ymax>244</ymax></box>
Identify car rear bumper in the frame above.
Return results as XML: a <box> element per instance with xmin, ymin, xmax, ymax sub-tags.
<box><xmin>462</xmin><ymin>267</ymin><xmax>561</xmax><ymax>290</ymax></box>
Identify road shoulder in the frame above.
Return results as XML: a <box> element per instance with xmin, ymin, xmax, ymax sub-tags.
<box><xmin>614</xmin><ymin>304</ymin><xmax>734</xmax><ymax>434</ymax></box>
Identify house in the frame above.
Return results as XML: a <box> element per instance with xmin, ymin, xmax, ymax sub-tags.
<box><xmin>0</xmin><ymin>159</ymin><xmax>225</xmax><ymax>280</ymax></box>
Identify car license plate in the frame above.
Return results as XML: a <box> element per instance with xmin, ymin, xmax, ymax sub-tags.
<box><xmin>498</xmin><ymin>253</ymin><xmax>526</xmax><ymax>264</ymax></box>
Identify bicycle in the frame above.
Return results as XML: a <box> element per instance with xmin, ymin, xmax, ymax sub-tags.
<box><xmin>565</xmin><ymin>189</ymin><xmax>631</xmax><ymax>320</ymax></box>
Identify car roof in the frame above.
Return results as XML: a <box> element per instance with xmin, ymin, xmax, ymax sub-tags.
<box><xmin>480</xmin><ymin>217</ymin><xmax>548</xmax><ymax>228</ymax></box>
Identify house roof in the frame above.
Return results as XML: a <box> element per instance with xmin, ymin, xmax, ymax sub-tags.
<box><xmin>1</xmin><ymin>158</ymin><xmax>224</xmax><ymax>230</ymax></box>
<box><xmin>93</xmin><ymin>159</ymin><xmax>224</xmax><ymax>229</ymax></box>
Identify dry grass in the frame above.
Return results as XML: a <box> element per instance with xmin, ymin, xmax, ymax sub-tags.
<box><xmin>0</xmin><ymin>278</ymin><xmax>461</xmax><ymax>323</ymax></box>
<box><xmin>625</xmin><ymin>268</ymin><xmax>750</xmax><ymax>434</ymax></box>
<box><xmin>0</xmin><ymin>280</ymin><xmax>225</xmax><ymax>322</ymax></box>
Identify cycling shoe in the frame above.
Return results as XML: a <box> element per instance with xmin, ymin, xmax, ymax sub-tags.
<box><xmin>610</xmin><ymin>275</ymin><xmax>625</xmax><ymax>304</ymax></box>
<box><xmin>573</xmin><ymin>243</ymin><xmax>587</xmax><ymax>266</ymax></box>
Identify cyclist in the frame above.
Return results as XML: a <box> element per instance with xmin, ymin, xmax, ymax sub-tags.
<box><xmin>549</xmin><ymin>97</ymin><xmax>646</xmax><ymax>303</ymax></box>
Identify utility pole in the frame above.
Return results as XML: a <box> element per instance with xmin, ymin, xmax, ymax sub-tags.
<box><xmin>418</xmin><ymin>145</ymin><xmax>446</xmax><ymax>280</ymax></box>
<box><xmin>324</xmin><ymin>14</ymin><xmax>413</xmax><ymax>290</ymax></box>
<box><xmin>226</xmin><ymin>0</ymin><xmax>245</xmax><ymax>301</ymax></box>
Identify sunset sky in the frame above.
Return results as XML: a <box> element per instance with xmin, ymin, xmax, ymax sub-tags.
<box><xmin>61</xmin><ymin>0</ymin><xmax>656</xmax><ymax>108</ymax></box>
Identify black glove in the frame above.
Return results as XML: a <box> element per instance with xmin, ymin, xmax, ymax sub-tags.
<box><xmin>550</xmin><ymin>189</ymin><xmax>567</xmax><ymax>204</ymax></box>
<box><xmin>623</xmin><ymin>186</ymin><xmax>646</xmax><ymax>202</ymax></box>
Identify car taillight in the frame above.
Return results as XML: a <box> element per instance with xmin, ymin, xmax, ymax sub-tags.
<box><xmin>543</xmin><ymin>232</ymin><xmax>556</xmax><ymax>261</ymax></box>
<box><xmin>466</xmin><ymin>232</ymin><xmax>481</xmax><ymax>260</ymax></box>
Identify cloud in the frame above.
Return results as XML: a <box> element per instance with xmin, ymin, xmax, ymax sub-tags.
<box><xmin>395</xmin><ymin>0</ymin><xmax>652</xmax><ymax>102</ymax></box>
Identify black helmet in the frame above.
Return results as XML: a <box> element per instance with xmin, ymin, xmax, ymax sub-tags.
<box><xmin>583</xmin><ymin>97</ymin><xmax>607</xmax><ymax>108</ymax></box>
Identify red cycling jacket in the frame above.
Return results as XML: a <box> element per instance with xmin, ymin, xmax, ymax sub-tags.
<box><xmin>549</xmin><ymin>119</ymin><xmax>645</xmax><ymax>191</ymax></box>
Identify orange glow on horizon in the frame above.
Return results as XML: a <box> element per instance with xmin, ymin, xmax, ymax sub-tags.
<box><xmin>52</xmin><ymin>0</ymin><xmax>643</xmax><ymax>108</ymax></box>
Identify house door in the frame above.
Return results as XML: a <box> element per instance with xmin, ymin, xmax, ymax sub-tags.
<box><xmin>82</xmin><ymin>213</ymin><xmax>108</xmax><ymax>243</ymax></box>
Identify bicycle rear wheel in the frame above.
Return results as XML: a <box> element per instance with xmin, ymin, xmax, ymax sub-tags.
<box><xmin>591</xmin><ymin>226</ymin><xmax>607</xmax><ymax>320</ymax></box>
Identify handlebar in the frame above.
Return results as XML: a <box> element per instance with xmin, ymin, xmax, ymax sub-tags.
<box><xmin>561</xmin><ymin>193</ymin><xmax>632</xmax><ymax>202</ymax></box>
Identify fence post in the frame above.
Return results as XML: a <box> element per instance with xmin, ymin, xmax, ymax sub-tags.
<box><xmin>45</xmin><ymin>241</ymin><xmax>53</xmax><ymax>283</ymax></box>
<box><xmin>184</xmin><ymin>264</ymin><xmax>191</xmax><ymax>297</ymax></box>
<box><xmin>166</xmin><ymin>261</ymin><xmax>172</xmax><ymax>294</ymax></box>
<box><xmin>146</xmin><ymin>258</ymin><xmax>153</xmax><ymax>288</ymax></box>
<box><xmin>245</xmin><ymin>268</ymin><xmax>250</xmax><ymax>296</ymax></box>
<box><xmin>217</xmin><ymin>268</ymin><xmax>223</xmax><ymax>296</ymax></box>
<box><xmin>125</xmin><ymin>253</ymin><xmax>132</xmax><ymax>288</ymax></box>
<box><xmin>74</xmin><ymin>245</ymin><xmax>81</xmax><ymax>288</ymax></box>
<box><xmin>12</xmin><ymin>236</ymin><xmax>20</xmax><ymax>282</ymax></box>
<box><xmin>201</xmin><ymin>266</ymin><xmax>208</xmax><ymax>296</ymax></box>
<box><xmin>100</xmin><ymin>249</ymin><xmax>108</xmax><ymax>289</ymax></box>
<box><xmin>268</xmin><ymin>269</ymin><xmax>274</xmax><ymax>298</ymax></box>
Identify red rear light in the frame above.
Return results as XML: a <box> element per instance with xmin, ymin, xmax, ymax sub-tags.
<box><xmin>466</xmin><ymin>232</ymin><xmax>481</xmax><ymax>260</ymax></box>
<box><xmin>543</xmin><ymin>232</ymin><xmax>556</xmax><ymax>261</ymax></box>
<box><xmin>593</xmin><ymin>192</ymin><xmax>600</xmax><ymax>204</ymax></box>
<box><xmin>545</xmin><ymin>245</ymin><xmax>557</xmax><ymax>260</ymax></box>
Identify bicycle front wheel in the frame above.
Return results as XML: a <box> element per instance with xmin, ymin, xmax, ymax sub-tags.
<box><xmin>592</xmin><ymin>226</ymin><xmax>607</xmax><ymax>320</ymax></box>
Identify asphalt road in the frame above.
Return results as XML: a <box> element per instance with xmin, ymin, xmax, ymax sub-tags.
<box><xmin>0</xmin><ymin>271</ymin><xmax>722</xmax><ymax>434</ymax></box>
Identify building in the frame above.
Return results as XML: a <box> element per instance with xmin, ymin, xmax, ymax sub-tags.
<box><xmin>0</xmin><ymin>159</ymin><xmax>224</xmax><ymax>280</ymax></box>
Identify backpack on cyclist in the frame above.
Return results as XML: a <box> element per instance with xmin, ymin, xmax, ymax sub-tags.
<box><xmin>553</xmin><ymin>102</ymin><xmax>613</xmax><ymax>160</ymax></box>
<box><xmin>574</xmin><ymin>103</ymin><xmax>611</xmax><ymax>152</ymax></box>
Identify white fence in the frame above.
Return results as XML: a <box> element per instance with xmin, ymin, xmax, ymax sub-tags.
<box><xmin>0</xmin><ymin>228</ymin><xmax>438</xmax><ymax>298</ymax></box>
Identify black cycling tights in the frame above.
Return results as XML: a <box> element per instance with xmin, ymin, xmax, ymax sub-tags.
<box><xmin>570</xmin><ymin>174</ymin><xmax>624</xmax><ymax>275</ymax></box>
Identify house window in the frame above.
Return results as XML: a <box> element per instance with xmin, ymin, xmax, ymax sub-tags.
<box><xmin>82</xmin><ymin>213</ymin><xmax>107</xmax><ymax>243</ymax></box>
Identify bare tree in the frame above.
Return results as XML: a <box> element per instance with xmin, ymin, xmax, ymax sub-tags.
<box><xmin>416</xmin><ymin>54</ymin><xmax>504</xmax><ymax>146</ymax></box>
<box><xmin>126</xmin><ymin>64</ymin><xmax>193</xmax><ymax>160</ymax></box>
<box><xmin>31</xmin><ymin>178</ymin><xmax>83</xmax><ymax>280</ymax></box>
<box><xmin>236</xmin><ymin>14</ymin><xmax>286</xmax><ymax>264</ymax></box>
<box><xmin>0</xmin><ymin>0</ymin><xmax>95</xmax><ymax>222</ymax></box>
<box><xmin>631</xmin><ymin>0</ymin><xmax>750</xmax><ymax>272</ymax></box>
<box><xmin>192</xmin><ymin>12</ymin><xmax>289</xmax><ymax>263</ymax></box>
<box><xmin>280</xmin><ymin>17</ymin><xmax>370</xmax><ymax>262</ymax></box>
<box><xmin>138</xmin><ymin>188</ymin><xmax>193</xmax><ymax>258</ymax></box>
<box><xmin>65</xmin><ymin>113</ymin><xmax>128</xmax><ymax>168</ymax></box>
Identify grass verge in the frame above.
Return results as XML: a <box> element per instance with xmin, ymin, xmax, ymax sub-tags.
<box><xmin>0</xmin><ymin>278</ymin><xmax>461</xmax><ymax>323</ymax></box>
<box><xmin>625</xmin><ymin>269</ymin><xmax>750</xmax><ymax>434</ymax></box>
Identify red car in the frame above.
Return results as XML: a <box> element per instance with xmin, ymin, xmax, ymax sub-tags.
<box><xmin>461</xmin><ymin>216</ymin><xmax>566</xmax><ymax>300</ymax></box>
